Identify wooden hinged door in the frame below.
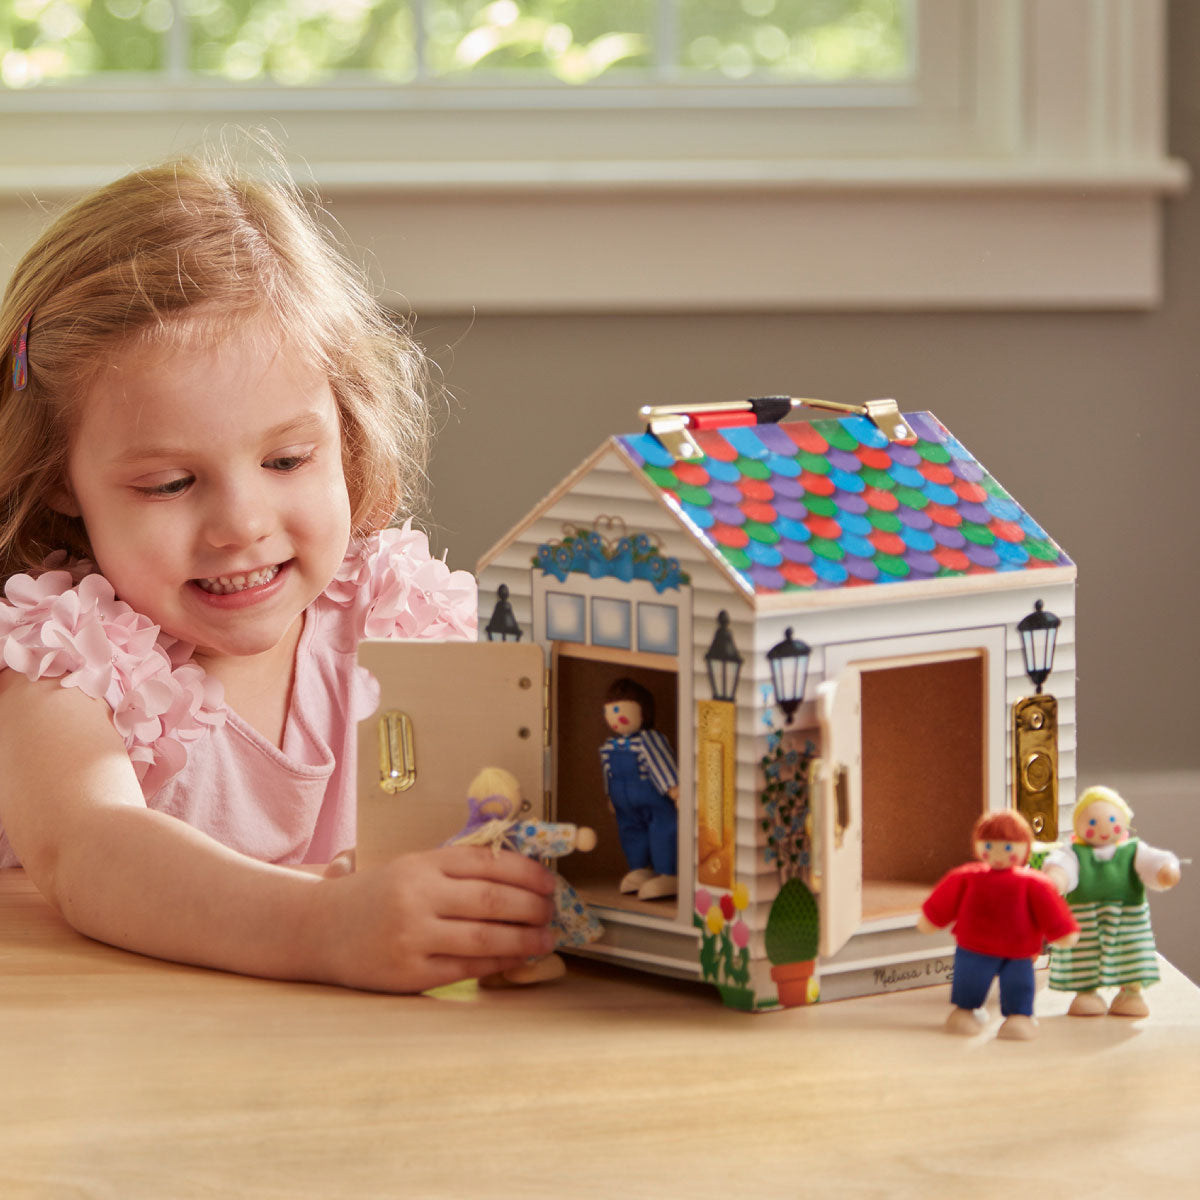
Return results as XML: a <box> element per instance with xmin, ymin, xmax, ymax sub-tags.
<box><xmin>815</xmin><ymin>673</ymin><xmax>863</xmax><ymax>958</ymax></box>
<box><xmin>356</xmin><ymin>640</ymin><xmax>546</xmax><ymax>870</ymax></box>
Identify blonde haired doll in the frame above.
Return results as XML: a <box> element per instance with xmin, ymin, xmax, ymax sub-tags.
<box><xmin>1042</xmin><ymin>786</ymin><xmax>1182</xmax><ymax>1017</ymax></box>
<box><xmin>0</xmin><ymin>145</ymin><xmax>557</xmax><ymax>992</ymax></box>
<box><xmin>450</xmin><ymin>767</ymin><xmax>603</xmax><ymax>984</ymax></box>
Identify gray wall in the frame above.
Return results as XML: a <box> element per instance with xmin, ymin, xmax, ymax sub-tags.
<box><xmin>421</xmin><ymin>0</ymin><xmax>1200</xmax><ymax>781</ymax></box>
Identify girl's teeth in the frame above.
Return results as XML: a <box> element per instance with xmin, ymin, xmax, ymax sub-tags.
<box><xmin>196</xmin><ymin>565</ymin><xmax>280</xmax><ymax>595</ymax></box>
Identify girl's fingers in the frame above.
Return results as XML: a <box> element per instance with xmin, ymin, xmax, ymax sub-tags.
<box><xmin>430</xmin><ymin>918</ymin><xmax>556</xmax><ymax>964</ymax></box>
<box><xmin>437</xmin><ymin>844</ymin><xmax>557</xmax><ymax>893</ymax></box>
<box><xmin>434</xmin><ymin>877</ymin><xmax>556</xmax><ymax>927</ymax></box>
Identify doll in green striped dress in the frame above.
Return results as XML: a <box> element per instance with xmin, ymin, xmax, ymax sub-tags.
<box><xmin>1042</xmin><ymin>787</ymin><xmax>1182</xmax><ymax>1018</ymax></box>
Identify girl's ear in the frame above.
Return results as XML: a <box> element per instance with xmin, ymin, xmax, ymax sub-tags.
<box><xmin>45</xmin><ymin>482</ymin><xmax>81</xmax><ymax>518</ymax></box>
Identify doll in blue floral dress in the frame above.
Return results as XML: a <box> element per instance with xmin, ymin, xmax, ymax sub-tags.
<box><xmin>448</xmin><ymin>767</ymin><xmax>603</xmax><ymax>984</ymax></box>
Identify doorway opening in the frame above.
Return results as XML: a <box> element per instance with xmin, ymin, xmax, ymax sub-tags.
<box><xmin>552</xmin><ymin>645</ymin><xmax>680</xmax><ymax>921</ymax></box>
<box><xmin>858</xmin><ymin>654</ymin><xmax>986</xmax><ymax>922</ymax></box>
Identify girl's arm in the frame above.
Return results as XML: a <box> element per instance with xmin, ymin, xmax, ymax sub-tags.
<box><xmin>0</xmin><ymin>673</ymin><xmax>556</xmax><ymax>993</ymax></box>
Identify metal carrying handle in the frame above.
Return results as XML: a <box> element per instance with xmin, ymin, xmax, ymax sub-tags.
<box><xmin>639</xmin><ymin>397</ymin><xmax>912</xmax><ymax>461</ymax></box>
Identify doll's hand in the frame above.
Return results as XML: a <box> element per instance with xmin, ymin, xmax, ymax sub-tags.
<box><xmin>1157</xmin><ymin>861</ymin><xmax>1182</xmax><ymax>890</ymax></box>
<box><xmin>575</xmin><ymin>826</ymin><xmax>598</xmax><ymax>852</ymax></box>
<box><xmin>1050</xmin><ymin>930</ymin><xmax>1080</xmax><ymax>950</ymax></box>
<box><xmin>1041</xmin><ymin>865</ymin><xmax>1070</xmax><ymax>894</ymax></box>
<box><xmin>915</xmin><ymin>912</ymin><xmax>943</xmax><ymax>935</ymax></box>
<box><xmin>667</xmin><ymin>786</ymin><xmax>679</xmax><ymax>805</ymax></box>
<box><xmin>311</xmin><ymin>845</ymin><xmax>557</xmax><ymax>994</ymax></box>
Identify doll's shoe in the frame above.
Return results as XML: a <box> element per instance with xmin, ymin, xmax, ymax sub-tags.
<box><xmin>1067</xmin><ymin>991</ymin><xmax>1108</xmax><ymax>1017</ymax></box>
<box><xmin>997</xmin><ymin>1015</ymin><xmax>1039</xmax><ymax>1041</ymax></box>
<box><xmin>499</xmin><ymin>954</ymin><xmax>567</xmax><ymax>985</ymax></box>
<box><xmin>1108</xmin><ymin>987</ymin><xmax>1149</xmax><ymax>1018</ymax></box>
<box><xmin>637</xmin><ymin>874</ymin><xmax>678</xmax><ymax>900</ymax></box>
<box><xmin>619</xmin><ymin>868</ymin><xmax>656</xmax><ymax>894</ymax></box>
<box><xmin>944</xmin><ymin>1007</ymin><xmax>987</xmax><ymax>1036</ymax></box>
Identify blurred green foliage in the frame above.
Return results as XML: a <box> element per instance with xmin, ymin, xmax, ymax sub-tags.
<box><xmin>1</xmin><ymin>0</ymin><xmax>909</xmax><ymax>87</ymax></box>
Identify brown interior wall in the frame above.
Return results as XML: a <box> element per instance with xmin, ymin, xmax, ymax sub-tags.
<box><xmin>553</xmin><ymin>653</ymin><xmax>680</xmax><ymax>889</ymax></box>
<box><xmin>860</xmin><ymin>657</ymin><xmax>986</xmax><ymax>885</ymax></box>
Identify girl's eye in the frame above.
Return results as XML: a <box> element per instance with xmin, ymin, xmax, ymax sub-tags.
<box><xmin>265</xmin><ymin>452</ymin><xmax>313</xmax><ymax>472</ymax></box>
<box><xmin>136</xmin><ymin>476</ymin><xmax>192</xmax><ymax>497</ymax></box>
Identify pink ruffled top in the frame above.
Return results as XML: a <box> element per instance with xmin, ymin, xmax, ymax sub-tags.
<box><xmin>0</xmin><ymin>523</ymin><xmax>476</xmax><ymax>867</ymax></box>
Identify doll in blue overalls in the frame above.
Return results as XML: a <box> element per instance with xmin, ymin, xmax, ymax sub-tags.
<box><xmin>598</xmin><ymin>678</ymin><xmax>679</xmax><ymax>901</ymax></box>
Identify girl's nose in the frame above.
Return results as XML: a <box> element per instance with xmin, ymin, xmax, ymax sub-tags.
<box><xmin>202</xmin><ymin>479</ymin><xmax>273</xmax><ymax>549</ymax></box>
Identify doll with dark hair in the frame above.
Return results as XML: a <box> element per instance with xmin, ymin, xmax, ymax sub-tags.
<box><xmin>598</xmin><ymin>678</ymin><xmax>679</xmax><ymax>901</ymax></box>
<box><xmin>919</xmin><ymin>810</ymin><xmax>1079</xmax><ymax>1040</ymax></box>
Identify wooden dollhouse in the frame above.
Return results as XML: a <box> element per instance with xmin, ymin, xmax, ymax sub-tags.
<box><xmin>358</xmin><ymin>403</ymin><xmax>1076</xmax><ymax>1010</ymax></box>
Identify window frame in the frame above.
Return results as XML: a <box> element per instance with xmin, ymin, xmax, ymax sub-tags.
<box><xmin>0</xmin><ymin>0</ymin><xmax>1187</xmax><ymax>311</ymax></box>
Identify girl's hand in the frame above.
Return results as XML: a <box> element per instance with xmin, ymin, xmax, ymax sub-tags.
<box><xmin>310</xmin><ymin>845</ymin><xmax>557</xmax><ymax>994</ymax></box>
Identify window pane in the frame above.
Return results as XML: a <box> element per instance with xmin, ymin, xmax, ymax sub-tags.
<box><xmin>545</xmin><ymin>592</ymin><xmax>586</xmax><ymax>642</ymax></box>
<box><xmin>187</xmin><ymin>0</ymin><xmax>415</xmax><ymax>83</ymax></box>
<box><xmin>2</xmin><ymin>0</ymin><xmax>170</xmax><ymax>87</ymax></box>
<box><xmin>591</xmin><ymin>597</ymin><xmax>632</xmax><ymax>649</ymax></box>
<box><xmin>678</xmin><ymin>0</ymin><xmax>911</xmax><ymax>80</ymax></box>
<box><xmin>637</xmin><ymin>603</ymin><xmax>678</xmax><ymax>656</ymax></box>
<box><xmin>425</xmin><ymin>0</ymin><xmax>653</xmax><ymax>82</ymax></box>
<box><xmin>1</xmin><ymin>0</ymin><xmax>912</xmax><ymax>87</ymax></box>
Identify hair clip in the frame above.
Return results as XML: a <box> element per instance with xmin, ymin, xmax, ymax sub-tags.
<box><xmin>11</xmin><ymin>309</ymin><xmax>32</xmax><ymax>391</ymax></box>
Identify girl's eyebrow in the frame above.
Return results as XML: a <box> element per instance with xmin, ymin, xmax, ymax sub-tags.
<box><xmin>112</xmin><ymin>412</ymin><xmax>330</xmax><ymax>465</ymax></box>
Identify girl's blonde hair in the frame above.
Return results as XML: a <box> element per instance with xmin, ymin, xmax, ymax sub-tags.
<box><xmin>0</xmin><ymin>140</ymin><xmax>432</xmax><ymax>581</ymax></box>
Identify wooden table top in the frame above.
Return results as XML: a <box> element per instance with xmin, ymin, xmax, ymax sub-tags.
<box><xmin>2</xmin><ymin>868</ymin><xmax>1198</xmax><ymax>1198</ymax></box>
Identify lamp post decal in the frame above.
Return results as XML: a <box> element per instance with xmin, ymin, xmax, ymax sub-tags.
<box><xmin>484</xmin><ymin>584</ymin><xmax>523</xmax><ymax>642</ymax></box>
<box><xmin>767</xmin><ymin>628</ymin><xmax>811</xmax><ymax>725</ymax></box>
<box><xmin>1017</xmin><ymin>599</ymin><xmax>1060</xmax><ymax>693</ymax></box>
<box><xmin>705</xmin><ymin>610</ymin><xmax>743</xmax><ymax>704</ymax></box>
<box><xmin>1013</xmin><ymin>599</ymin><xmax>1061</xmax><ymax>841</ymax></box>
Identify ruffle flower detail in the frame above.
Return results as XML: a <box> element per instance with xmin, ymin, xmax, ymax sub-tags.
<box><xmin>327</xmin><ymin>522</ymin><xmax>477</xmax><ymax>641</ymax></box>
<box><xmin>0</xmin><ymin>568</ymin><xmax>225</xmax><ymax>796</ymax></box>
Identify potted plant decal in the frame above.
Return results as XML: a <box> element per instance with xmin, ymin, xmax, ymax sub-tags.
<box><xmin>760</xmin><ymin>727</ymin><xmax>820</xmax><ymax>1006</ymax></box>
<box><xmin>764</xmin><ymin>877</ymin><xmax>820</xmax><ymax>1006</ymax></box>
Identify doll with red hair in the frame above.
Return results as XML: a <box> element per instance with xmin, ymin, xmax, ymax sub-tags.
<box><xmin>919</xmin><ymin>810</ymin><xmax>1079</xmax><ymax>1040</ymax></box>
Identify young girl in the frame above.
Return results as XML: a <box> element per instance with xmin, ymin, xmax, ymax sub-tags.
<box><xmin>0</xmin><ymin>149</ymin><xmax>556</xmax><ymax>993</ymax></box>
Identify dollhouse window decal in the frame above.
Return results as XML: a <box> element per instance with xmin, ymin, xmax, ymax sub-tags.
<box><xmin>592</xmin><ymin>598</ymin><xmax>632</xmax><ymax>649</ymax></box>
<box><xmin>545</xmin><ymin>592</ymin><xmax>586</xmax><ymax>643</ymax></box>
<box><xmin>637</xmin><ymin>603</ymin><xmax>678</xmax><ymax>656</ymax></box>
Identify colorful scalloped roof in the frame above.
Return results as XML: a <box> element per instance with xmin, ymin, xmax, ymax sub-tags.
<box><xmin>616</xmin><ymin>411</ymin><xmax>1071</xmax><ymax>596</ymax></box>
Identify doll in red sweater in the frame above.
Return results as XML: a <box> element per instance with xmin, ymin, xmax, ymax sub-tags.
<box><xmin>918</xmin><ymin>811</ymin><xmax>1079</xmax><ymax>1040</ymax></box>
